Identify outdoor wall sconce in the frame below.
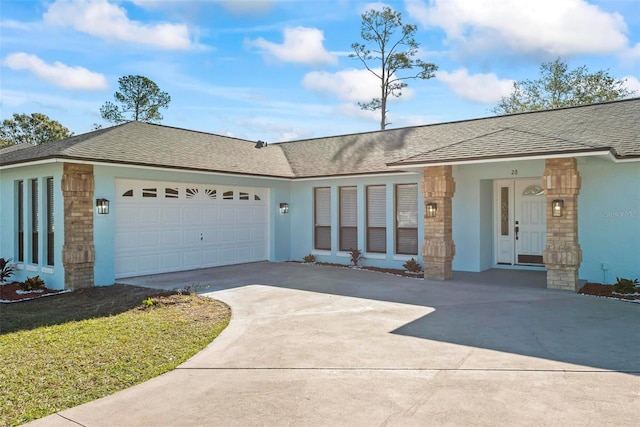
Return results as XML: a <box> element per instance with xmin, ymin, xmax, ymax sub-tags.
<box><xmin>96</xmin><ymin>198</ymin><xmax>110</xmax><ymax>215</ymax></box>
<box><xmin>426</xmin><ymin>202</ymin><xmax>437</xmax><ymax>218</ymax></box>
<box><xmin>279</xmin><ymin>203</ymin><xmax>289</xmax><ymax>214</ymax></box>
<box><xmin>552</xmin><ymin>199</ymin><xmax>564</xmax><ymax>217</ymax></box>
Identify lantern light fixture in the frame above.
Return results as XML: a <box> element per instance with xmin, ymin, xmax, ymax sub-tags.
<box><xmin>96</xmin><ymin>198</ymin><xmax>110</xmax><ymax>215</ymax></box>
<box><xmin>552</xmin><ymin>199</ymin><xmax>564</xmax><ymax>217</ymax></box>
<box><xmin>279</xmin><ymin>202</ymin><xmax>289</xmax><ymax>214</ymax></box>
<box><xmin>426</xmin><ymin>202</ymin><xmax>437</xmax><ymax>218</ymax></box>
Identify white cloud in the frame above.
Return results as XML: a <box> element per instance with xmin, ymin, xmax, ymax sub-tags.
<box><xmin>358</xmin><ymin>2</ymin><xmax>391</xmax><ymax>13</ymax></box>
<box><xmin>622</xmin><ymin>75</ymin><xmax>640</xmax><ymax>95</ymax></box>
<box><xmin>406</xmin><ymin>0</ymin><xmax>628</xmax><ymax>56</ymax></box>
<box><xmin>2</xmin><ymin>53</ymin><xmax>108</xmax><ymax>90</ymax></box>
<box><xmin>250</xmin><ymin>27</ymin><xmax>337</xmax><ymax>66</ymax></box>
<box><xmin>43</xmin><ymin>0</ymin><xmax>192</xmax><ymax>50</ymax></box>
<box><xmin>302</xmin><ymin>68</ymin><xmax>382</xmax><ymax>102</ymax></box>
<box><xmin>334</xmin><ymin>103</ymin><xmax>379</xmax><ymax>121</ymax></box>
<box><xmin>436</xmin><ymin>68</ymin><xmax>513</xmax><ymax>104</ymax></box>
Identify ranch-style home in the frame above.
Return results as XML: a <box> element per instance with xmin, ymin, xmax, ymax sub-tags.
<box><xmin>1</xmin><ymin>99</ymin><xmax>638</xmax><ymax>292</ymax></box>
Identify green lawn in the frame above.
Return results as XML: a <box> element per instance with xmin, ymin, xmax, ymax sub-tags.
<box><xmin>0</xmin><ymin>285</ymin><xmax>230</xmax><ymax>427</ymax></box>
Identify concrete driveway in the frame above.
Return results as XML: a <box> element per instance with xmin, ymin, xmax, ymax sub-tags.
<box><xmin>28</xmin><ymin>262</ymin><xmax>639</xmax><ymax>426</ymax></box>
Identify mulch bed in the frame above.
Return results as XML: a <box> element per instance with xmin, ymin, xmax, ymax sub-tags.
<box><xmin>578</xmin><ymin>282</ymin><xmax>640</xmax><ymax>301</ymax></box>
<box><xmin>299</xmin><ymin>261</ymin><xmax>425</xmax><ymax>278</ymax></box>
<box><xmin>0</xmin><ymin>282</ymin><xmax>69</xmax><ymax>303</ymax></box>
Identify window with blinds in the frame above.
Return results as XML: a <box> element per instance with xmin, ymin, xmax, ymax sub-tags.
<box><xmin>16</xmin><ymin>180</ymin><xmax>24</xmax><ymax>262</ymax></box>
<box><xmin>314</xmin><ymin>187</ymin><xmax>331</xmax><ymax>250</ymax></box>
<box><xmin>30</xmin><ymin>178</ymin><xmax>39</xmax><ymax>264</ymax></box>
<box><xmin>46</xmin><ymin>177</ymin><xmax>54</xmax><ymax>266</ymax></box>
<box><xmin>395</xmin><ymin>184</ymin><xmax>418</xmax><ymax>255</ymax></box>
<box><xmin>339</xmin><ymin>186</ymin><xmax>357</xmax><ymax>251</ymax></box>
<box><xmin>366</xmin><ymin>185</ymin><xmax>386</xmax><ymax>253</ymax></box>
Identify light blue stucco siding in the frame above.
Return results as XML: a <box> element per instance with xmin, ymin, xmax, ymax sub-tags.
<box><xmin>578</xmin><ymin>157</ymin><xmax>640</xmax><ymax>284</ymax></box>
<box><xmin>92</xmin><ymin>165</ymin><xmax>292</xmax><ymax>286</ymax></box>
<box><xmin>452</xmin><ymin>160</ymin><xmax>545</xmax><ymax>272</ymax></box>
<box><xmin>288</xmin><ymin>173</ymin><xmax>424</xmax><ymax>270</ymax></box>
<box><xmin>0</xmin><ymin>163</ymin><xmax>65</xmax><ymax>289</ymax></box>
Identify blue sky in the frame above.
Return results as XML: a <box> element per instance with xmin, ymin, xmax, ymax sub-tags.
<box><xmin>1</xmin><ymin>0</ymin><xmax>639</xmax><ymax>143</ymax></box>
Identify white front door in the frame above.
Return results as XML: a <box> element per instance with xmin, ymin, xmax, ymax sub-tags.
<box><xmin>494</xmin><ymin>179</ymin><xmax>546</xmax><ymax>266</ymax></box>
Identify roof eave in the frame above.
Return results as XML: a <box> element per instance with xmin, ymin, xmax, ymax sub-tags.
<box><xmin>0</xmin><ymin>156</ymin><xmax>295</xmax><ymax>180</ymax></box>
<box><xmin>386</xmin><ymin>149</ymin><xmax>616</xmax><ymax>169</ymax></box>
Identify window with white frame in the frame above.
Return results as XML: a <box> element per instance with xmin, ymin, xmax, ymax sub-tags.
<box><xmin>366</xmin><ymin>185</ymin><xmax>386</xmax><ymax>253</ymax></box>
<box><xmin>395</xmin><ymin>184</ymin><xmax>418</xmax><ymax>255</ymax></box>
<box><xmin>339</xmin><ymin>186</ymin><xmax>357</xmax><ymax>251</ymax></box>
<box><xmin>314</xmin><ymin>187</ymin><xmax>331</xmax><ymax>250</ymax></box>
<box><xmin>45</xmin><ymin>177</ymin><xmax>54</xmax><ymax>266</ymax></box>
<box><xmin>30</xmin><ymin>179</ymin><xmax>39</xmax><ymax>264</ymax></box>
<box><xmin>16</xmin><ymin>180</ymin><xmax>24</xmax><ymax>262</ymax></box>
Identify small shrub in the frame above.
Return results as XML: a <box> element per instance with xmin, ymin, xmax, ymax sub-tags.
<box><xmin>348</xmin><ymin>248</ymin><xmax>365</xmax><ymax>267</ymax></box>
<box><xmin>302</xmin><ymin>254</ymin><xmax>316</xmax><ymax>263</ymax></box>
<box><xmin>403</xmin><ymin>257</ymin><xmax>422</xmax><ymax>273</ymax></box>
<box><xmin>614</xmin><ymin>277</ymin><xmax>639</xmax><ymax>294</ymax></box>
<box><xmin>142</xmin><ymin>297</ymin><xmax>154</xmax><ymax>307</ymax></box>
<box><xmin>18</xmin><ymin>275</ymin><xmax>46</xmax><ymax>292</ymax></box>
<box><xmin>0</xmin><ymin>257</ymin><xmax>16</xmax><ymax>283</ymax></box>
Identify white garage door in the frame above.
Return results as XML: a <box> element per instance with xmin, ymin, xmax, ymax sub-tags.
<box><xmin>114</xmin><ymin>179</ymin><xmax>269</xmax><ymax>278</ymax></box>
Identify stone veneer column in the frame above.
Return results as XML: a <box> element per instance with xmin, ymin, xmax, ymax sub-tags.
<box><xmin>422</xmin><ymin>166</ymin><xmax>456</xmax><ymax>280</ymax></box>
<box><xmin>542</xmin><ymin>158</ymin><xmax>582</xmax><ymax>291</ymax></box>
<box><xmin>62</xmin><ymin>163</ymin><xmax>96</xmax><ymax>290</ymax></box>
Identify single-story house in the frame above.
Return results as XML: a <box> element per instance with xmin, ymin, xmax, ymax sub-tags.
<box><xmin>1</xmin><ymin>98</ymin><xmax>638</xmax><ymax>292</ymax></box>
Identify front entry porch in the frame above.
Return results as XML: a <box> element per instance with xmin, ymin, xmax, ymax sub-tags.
<box><xmin>421</xmin><ymin>157</ymin><xmax>583</xmax><ymax>292</ymax></box>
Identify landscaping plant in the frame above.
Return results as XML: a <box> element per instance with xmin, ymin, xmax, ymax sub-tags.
<box><xmin>302</xmin><ymin>254</ymin><xmax>316</xmax><ymax>263</ymax></box>
<box><xmin>402</xmin><ymin>257</ymin><xmax>422</xmax><ymax>273</ymax></box>
<box><xmin>17</xmin><ymin>275</ymin><xmax>46</xmax><ymax>292</ymax></box>
<box><xmin>614</xmin><ymin>277</ymin><xmax>639</xmax><ymax>294</ymax></box>
<box><xmin>348</xmin><ymin>248</ymin><xmax>365</xmax><ymax>267</ymax></box>
<box><xmin>0</xmin><ymin>257</ymin><xmax>16</xmax><ymax>284</ymax></box>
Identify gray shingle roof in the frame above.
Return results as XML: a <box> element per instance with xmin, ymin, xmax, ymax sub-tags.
<box><xmin>0</xmin><ymin>122</ymin><xmax>295</xmax><ymax>178</ymax></box>
<box><xmin>1</xmin><ymin>98</ymin><xmax>638</xmax><ymax>178</ymax></box>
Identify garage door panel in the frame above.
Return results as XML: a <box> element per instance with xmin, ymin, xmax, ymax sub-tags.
<box><xmin>162</xmin><ymin>253</ymin><xmax>183</xmax><ymax>270</ymax></box>
<box><xmin>237</xmin><ymin>209</ymin><xmax>251</xmax><ymax>223</ymax></box>
<box><xmin>220</xmin><ymin>248</ymin><xmax>236</xmax><ymax>263</ymax></box>
<box><xmin>117</xmin><ymin>207</ymin><xmax>137</xmax><ymax>225</ymax></box>
<box><xmin>220</xmin><ymin>207</ymin><xmax>236</xmax><ymax>224</ymax></box>
<box><xmin>182</xmin><ymin>251</ymin><xmax>201</xmax><ymax>269</ymax></box>
<box><xmin>183</xmin><ymin>229</ymin><xmax>201</xmax><ymax>245</ymax></box>
<box><xmin>138</xmin><ymin>254</ymin><xmax>160</xmax><ymax>273</ymax></box>
<box><xmin>163</xmin><ymin>207</ymin><xmax>181</xmax><ymax>223</ymax></box>
<box><xmin>139</xmin><ymin>207</ymin><xmax>160</xmax><ymax>223</ymax></box>
<box><xmin>115</xmin><ymin>180</ymin><xmax>268</xmax><ymax>278</ymax></box>
<box><xmin>220</xmin><ymin>228</ymin><xmax>235</xmax><ymax>243</ymax></box>
<box><xmin>139</xmin><ymin>231</ymin><xmax>160</xmax><ymax>248</ymax></box>
<box><xmin>237</xmin><ymin>227</ymin><xmax>252</xmax><ymax>242</ymax></box>
<box><xmin>201</xmin><ymin>249</ymin><xmax>219</xmax><ymax>266</ymax></box>
<box><xmin>202</xmin><ymin>228</ymin><xmax>219</xmax><ymax>243</ymax></box>
<box><xmin>163</xmin><ymin>230</ymin><xmax>181</xmax><ymax>246</ymax></box>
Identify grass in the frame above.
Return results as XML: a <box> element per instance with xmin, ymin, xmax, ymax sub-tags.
<box><xmin>0</xmin><ymin>284</ymin><xmax>230</xmax><ymax>427</ymax></box>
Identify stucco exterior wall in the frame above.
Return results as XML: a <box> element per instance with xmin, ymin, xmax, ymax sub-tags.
<box><xmin>578</xmin><ymin>157</ymin><xmax>640</xmax><ymax>283</ymax></box>
<box><xmin>0</xmin><ymin>163</ymin><xmax>65</xmax><ymax>289</ymax></box>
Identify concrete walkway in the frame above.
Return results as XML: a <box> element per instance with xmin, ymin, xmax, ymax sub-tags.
<box><xmin>28</xmin><ymin>262</ymin><xmax>639</xmax><ymax>426</ymax></box>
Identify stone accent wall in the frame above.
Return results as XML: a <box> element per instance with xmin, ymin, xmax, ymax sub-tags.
<box><xmin>422</xmin><ymin>166</ymin><xmax>456</xmax><ymax>280</ymax></box>
<box><xmin>61</xmin><ymin>163</ymin><xmax>95</xmax><ymax>290</ymax></box>
<box><xmin>542</xmin><ymin>158</ymin><xmax>582</xmax><ymax>291</ymax></box>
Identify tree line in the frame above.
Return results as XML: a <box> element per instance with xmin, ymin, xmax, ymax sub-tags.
<box><xmin>1</xmin><ymin>6</ymin><xmax>635</xmax><ymax>147</ymax></box>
